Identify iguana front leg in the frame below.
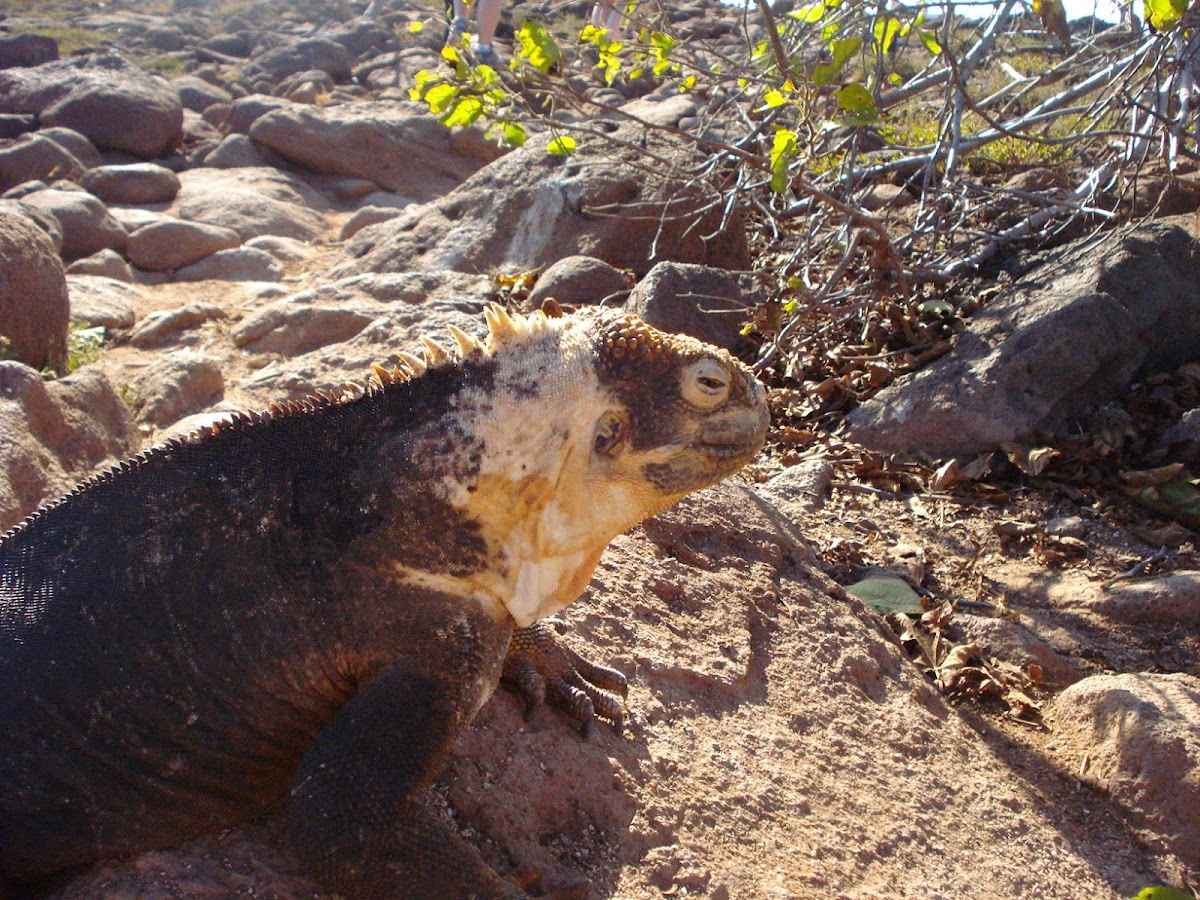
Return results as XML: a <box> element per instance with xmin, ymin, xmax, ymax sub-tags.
<box><xmin>503</xmin><ymin>621</ymin><xmax>628</xmax><ymax>737</ymax></box>
<box><xmin>287</xmin><ymin>666</ymin><xmax>525</xmax><ymax>900</ymax></box>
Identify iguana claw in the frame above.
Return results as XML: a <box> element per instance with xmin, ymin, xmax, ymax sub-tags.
<box><xmin>502</xmin><ymin>620</ymin><xmax>628</xmax><ymax>738</ymax></box>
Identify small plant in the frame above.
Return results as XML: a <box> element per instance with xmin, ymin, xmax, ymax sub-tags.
<box><xmin>41</xmin><ymin>325</ymin><xmax>106</xmax><ymax>380</ymax></box>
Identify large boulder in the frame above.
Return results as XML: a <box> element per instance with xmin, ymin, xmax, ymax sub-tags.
<box><xmin>0</xmin><ymin>363</ymin><xmax>138</xmax><ymax>532</ymax></box>
<box><xmin>0</xmin><ymin>206</ymin><xmax>69</xmax><ymax>373</ymax></box>
<box><xmin>626</xmin><ymin>261</ymin><xmax>759</xmax><ymax>351</ymax></box>
<box><xmin>80</xmin><ymin>163</ymin><xmax>181</xmax><ymax>205</ymax></box>
<box><xmin>847</xmin><ymin>223</ymin><xmax>1200</xmax><ymax>456</ymax></box>
<box><xmin>1051</xmin><ymin>672</ymin><xmax>1200</xmax><ymax>878</ymax></box>
<box><xmin>18</xmin><ymin>187</ymin><xmax>128</xmax><ymax>262</ymax></box>
<box><xmin>126</xmin><ymin>218</ymin><xmax>241</xmax><ymax>272</ymax></box>
<box><xmin>248</xmin><ymin>101</ymin><xmax>503</xmax><ymax>201</ymax></box>
<box><xmin>331</xmin><ymin>126</ymin><xmax>751</xmax><ymax>279</ymax></box>
<box><xmin>242</xmin><ymin>38</ymin><xmax>352</xmax><ymax>86</ymax></box>
<box><xmin>0</xmin><ymin>51</ymin><xmax>183</xmax><ymax>158</ymax></box>
<box><xmin>0</xmin><ymin>133</ymin><xmax>87</xmax><ymax>192</ymax></box>
<box><xmin>0</xmin><ymin>33</ymin><xmax>59</xmax><ymax>70</ymax></box>
<box><xmin>171</xmin><ymin>167</ymin><xmax>326</xmax><ymax>242</ymax></box>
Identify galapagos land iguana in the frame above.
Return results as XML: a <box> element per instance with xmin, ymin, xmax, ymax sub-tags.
<box><xmin>0</xmin><ymin>304</ymin><xmax>769</xmax><ymax>898</ymax></box>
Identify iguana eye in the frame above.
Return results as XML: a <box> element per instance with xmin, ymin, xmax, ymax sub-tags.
<box><xmin>681</xmin><ymin>359</ymin><xmax>731</xmax><ymax>409</ymax></box>
<box><xmin>593</xmin><ymin>410</ymin><xmax>626</xmax><ymax>456</ymax></box>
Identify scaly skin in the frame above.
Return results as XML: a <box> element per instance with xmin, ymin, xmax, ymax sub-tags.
<box><xmin>0</xmin><ymin>304</ymin><xmax>768</xmax><ymax>898</ymax></box>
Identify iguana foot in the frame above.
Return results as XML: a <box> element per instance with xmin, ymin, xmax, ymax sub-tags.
<box><xmin>502</xmin><ymin>621</ymin><xmax>628</xmax><ymax>737</ymax></box>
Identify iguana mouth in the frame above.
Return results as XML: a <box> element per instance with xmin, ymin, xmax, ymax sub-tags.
<box><xmin>695</xmin><ymin>418</ymin><xmax>768</xmax><ymax>461</ymax></box>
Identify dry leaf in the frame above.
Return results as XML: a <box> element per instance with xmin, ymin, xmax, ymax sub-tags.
<box><xmin>1001</xmin><ymin>442</ymin><xmax>1059</xmax><ymax>477</ymax></box>
<box><xmin>930</xmin><ymin>459</ymin><xmax>961</xmax><ymax>491</ymax></box>
<box><xmin>1119</xmin><ymin>463</ymin><xmax>1186</xmax><ymax>487</ymax></box>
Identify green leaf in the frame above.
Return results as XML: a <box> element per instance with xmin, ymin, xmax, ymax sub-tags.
<box><xmin>516</xmin><ymin>19</ymin><xmax>561</xmax><ymax>72</ymax></box>
<box><xmin>835</xmin><ymin>82</ymin><xmax>878</xmax><ymax>123</ymax></box>
<box><xmin>763</xmin><ymin>89</ymin><xmax>787</xmax><ymax>108</ymax></box>
<box><xmin>408</xmin><ymin>20</ymin><xmax>425</xmax><ymax>32</ymax></box>
<box><xmin>442</xmin><ymin>94</ymin><xmax>484</xmax><ymax>126</ymax></box>
<box><xmin>499</xmin><ymin>120</ymin><xmax>526</xmax><ymax>147</ymax></box>
<box><xmin>424</xmin><ymin>82</ymin><xmax>458</xmax><ymax>115</ymax></box>
<box><xmin>1144</xmin><ymin>0</ymin><xmax>1187</xmax><ymax>31</ymax></box>
<box><xmin>814</xmin><ymin>36</ymin><xmax>860</xmax><ymax>86</ymax></box>
<box><xmin>679</xmin><ymin>74</ymin><xmax>696</xmax><ymax>92</ymax></box>
<box><xmin>769</xmin><ymin>127</ymin><xmax>798</xmax><ymax>193</ymax></box>
<box><xmin>918</xmin><ymin>29</ymin><xmax>942</xmax><ymax>55</ymax></box>
<box><xmin>791</xmin><ymin>1</ymin><xmax>826</xmax><ymax>23</ymax></box>
<box><xmin>846</xmin><ymin>576</ymin><xmax>923</xmax><ymax>615</ymax></box>
<box><xmin>872</xmin><ymin>15</ymin><xmax>901</xmax><ymax>54</ymax></box>
<box><xmin>547</xmin><ymin>134</ymin><xmax>576</xmax><ymax>155</ymax></box>
<box><xmin>1127</xmin><ymin>889</ymin><xmax>1196</xmax><ymax>900</ymax></box>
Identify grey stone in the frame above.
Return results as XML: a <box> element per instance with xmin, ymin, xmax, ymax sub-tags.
<box><xmin>126</xmin><ymin>219</ymin><xmax>241</xmax><ymax>271</ymax></box>
<box><xmin>80</xmin><ymin>163</ymin><xmax>181</xmax><ymax>205</ymax></box>
<box><xmin>626</xmin><ymin>261</ymin><xmax>755</xmax><ymax>351</ymax></box>
<box><xmin>527</xmin><ymin>255</ymin><xmax>629</xmax><ymax>309</ymax></box>
<box><xmin>847</xmin><ymin>224</ymin><xmax>1200</xmax><ymax>456</ymax></box>
<box><xmin>0</xmin><ymin>206</ymin><xmax>69</xmax><ymax>372</ymax></box>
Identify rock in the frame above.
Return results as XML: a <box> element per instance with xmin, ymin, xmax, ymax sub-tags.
<box><xmin>0</xmin><ymin>51</ymin><xmax>183</xmax><ymax>158</ymax></box>
<box><xmin>172</xmin><ymin>167</ymin><xmax>326</xmax><ymax>242</ymax></box>
<box><xmin>128</xmin><ymin>304</ymin><xmax>226</xmax><ymax>348</ymax></box>
<box><xmin>173</xmin><ymin>247</ymin><xmax>284</xmax><ymax>283</ymax></box>
<box><xmin>248</xmin><ymin>101</ymin><xmax>503</xmax><ymax>201</ymax></box>
<box><xmin>277</xmin><ymin>69</ymin><xmax>334</xmax><ymax>104</ymax></box>
<box><xmin>847</xmin><ymin>223</ymin><xmax>1200</xmax><ymax>456</ymax></box>
<box><xmin>80</xmin><ymin>163</ymin><xmax>181</xmax><ymax>205</ymax></box>
<box><xmin>0</xmin><ymin>133</ymin><xmax>88</xmax><ymax>192</ymax></box>
<box><xmin>202</xmin><ymin>134</ymin><xmax>282</xmax><ymax>169</ymax></box>
<box><xmin>245</xmin><ymin>235</ymin><xmax>313</xmax><ymax>264</ymax></box>
<box><xmin>126</xmin><ymin>218</ymin><xmax>242</xmax><ymax>271</ymax></box>
<box><xmin>1044</xmin><ymin>515</ymin><xmax>1087</xmax><ymax>539</ymax></box>
<box><xmin>0</xmin><ymin>363</ymin><xmax>137</xmax><ymax>531</ymax></box>
<box><xmin>129</xmin><ymin>352</ymin><xmax>224</xmax><ymax>428</ymax></box>
<box><xmin>143</xmin><ymin>25</ymin><xmax>187</xmax><ymax>53</ymax></box>
<box><xmin>0</xmin><ymin>113</ymin><xmax>36</xmax><ymax>139</ymax></box>
<box><xmin>1070</xmin><ymin>571</ymin><xmax>1200</xmax><ymax>629</ymax></box>
<box><xmin>952</xmin><ymin>613</ymin><xmax>1087</xmax><ymax>690</ymax></box>
<box><xmin>38</xmin><ymin>126</ymin><xmax>103</xmax><ymax>168</ymax></box>
<box><xmin>626</xmin><ymin>261</ymin><xmax>756</xmax><ymax>350</ymax></box>
<box><xmin>173</xmin><ymin>74</ymin><xmax>233</xmax><ymax>113</ymax></box>
<box><xmin>339</xmin><ymin>205</ymin><xmax>402</xmax><ymax>240</ymax></box>
<box><xmin>66</xmin><ymin>248</ymin><xmax>134</xmax><ymax>282</ymax></box>
<box><xmin>243</xmin><ymin>38</ymin><xmax>352</xmax><ymax>85</ymax></box>
<box><xmin>0</xmin><ymin>33</ymin><xmax>59</xmax><ymax>69</ymax></box>
<box><xmin>755</xmin><ymin>458</ymin><xmax>835</xmax><ymax>516</ymax></box>
<box><xmin>616</xmin><ymin>92</ymin><xmax>699</xmax><ymax>127</ymax></box>
<box><xmin>66</xmin><ymin>275</ymin><xmax>140</xmax><ymax>328</ymax></box>
<box><xmin>332</xmin><ymin>126</ymin><xmax>750</xmax><ymax>279</ymax></box>
<box><xmin>232</xmin><ymin>303</ymin><xmax>375</xmax><ymax>355</ymax></box>
<box><xmin>224</xmin><ymin>94</ymin><xmax>290</xmax><ymax>135</ymax></box>
<box><xmin>0</xmin><ymin>206</ymin><xmax>69</xmax><ymax>372</ymax></box>
<box><xmin>860</xmin><ymin>182</ymin><xmax>914</xmax><ymax>211</ymax></box>
<box><xmin>18</xmin><ymin>186</ymin><xmax>128</xmax><ymax>261</ymax></box>
<box><xmin>0</xmin><ymin>196</ymin><xmax>64</xmax><ymax>252</ymax></box>
<box><xmin>527</xmin><ymin>255</ymin><xmax>629</xmax><ymax>309</ymax></box>
<box><xmin>1051</xmin><ymin>672</ymin><xmax>1200</xmax><ymax>873</ymax></box>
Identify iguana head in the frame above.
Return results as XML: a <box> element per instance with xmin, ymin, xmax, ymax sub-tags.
<box><xmin>385</xmin><ymin>304</ymin><xmax>769</xmax><ymax>627</ymax></box>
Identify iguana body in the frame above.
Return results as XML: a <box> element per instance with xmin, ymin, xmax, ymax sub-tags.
<box><xmin>0</xmin><ymin>305</ymin><xmax>768</xmax><ymax>898</ymax></box>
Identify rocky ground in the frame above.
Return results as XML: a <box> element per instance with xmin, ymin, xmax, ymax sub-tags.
<box><xmin>1</xmin><ymin>0</ymin><xmax>1198</xmax><ymax>898</ymax></box>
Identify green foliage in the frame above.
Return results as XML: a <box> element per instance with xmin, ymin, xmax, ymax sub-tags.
<box><xmin>1144</xmin><ymin>0</ymin><xmax>1187</xmax><ymax>32</ymax></box>
<box><xmin>1127</xmin><ymin>888</ymin><xmax>1195</xmax><ymax>900</ymax></box>
<box><xmin>516</xmin><ymin>19</ymin><xmax>561</xmax><ymax>73</ymax></box>
<box><xmin>40</xmin><ymin>325</ymin><xmax>106</xmax><ymax>381</ymax></box>
<box><xmin>410</xmin><ymin>48</ymin><xmax>525</xmax><ymax>148</ymax></box>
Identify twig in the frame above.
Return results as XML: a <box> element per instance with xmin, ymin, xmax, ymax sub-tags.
<box><xmin>1101</xmin><ymin>546</ymin><xmax>1171</xmax><ymax>590</ymax></box>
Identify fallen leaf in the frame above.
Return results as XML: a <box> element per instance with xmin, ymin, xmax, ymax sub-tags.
<box><xmin>1001</xmin><ymin>442</ymin><xmax>1058</xmax><ymax>477</ymax></box>
<box><xmin>930</xmin><ymin>459</ymin><xmax>961</xmax><ymax>491</ymax></box>
<box><xmin>846</xmin><ymin>575</ymin><xmax>923</xmax><ymax>615</ymax></box>
<box><xmin>1120</xmin><ymin>463</ymin><xmax>1186</xmax><ymax>487</ymax></box>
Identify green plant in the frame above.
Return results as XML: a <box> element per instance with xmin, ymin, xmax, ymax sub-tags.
<box><xmin>41</xmin><ymin>325</ymin><xmax>106</xmax><ymax>380</ymax></box>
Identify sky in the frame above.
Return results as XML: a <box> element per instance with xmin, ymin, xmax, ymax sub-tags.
<box><xmin>1062</xmin><ymin>0</ymin><xmax>1123</xmax><ymax>22</ymax></box>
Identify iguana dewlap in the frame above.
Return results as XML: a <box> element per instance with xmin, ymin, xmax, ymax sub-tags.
<box><xmin>0</xmin><ymin>304</ymin><xmax>768</xmax><ymax>898</ymax></box>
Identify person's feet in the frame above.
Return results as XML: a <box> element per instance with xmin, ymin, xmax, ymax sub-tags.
<box><xmin>470</xmin><ymin>38</ymin><xmax>500</xmax><ymax>67</ymax></box>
